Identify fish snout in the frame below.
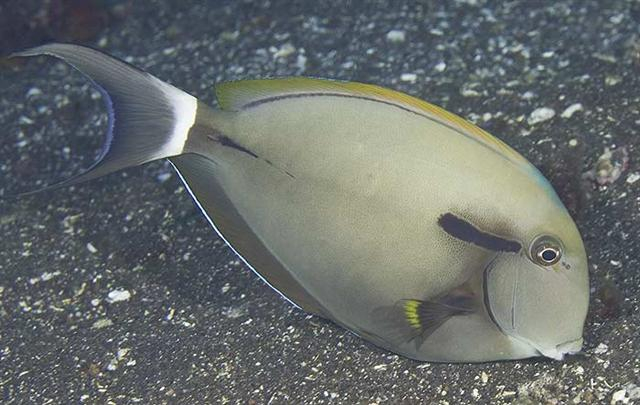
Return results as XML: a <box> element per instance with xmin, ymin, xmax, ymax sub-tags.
<box><xmin>535</xmin><ymin>337</ymin><xmax>584</xmax><ymax>360</ymax></box>
<box><xmin>556</xmin><ymin>336</ymin><xmax>584</xmax><ymax>355</ymax></box>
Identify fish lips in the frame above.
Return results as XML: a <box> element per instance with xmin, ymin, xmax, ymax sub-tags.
<box><xmin>518</xmin><ymin>336</ymin><xmax>584</xmax><ymax>361</ymax></box>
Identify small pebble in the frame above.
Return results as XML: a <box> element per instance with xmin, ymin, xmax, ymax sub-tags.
<box><xmin>107</xmin><ymin>289</ymin><xmax>131</xmax><ymax>304</ymax></box>
<box><xmin>341</xmin><ymin>61</ymin><xmax>354</xmax><ymax>69</ymax></box>
<box><xmin>223</xmin><ymin>306</ymin><xmax>246</xmax><ymax>319</ymax></box>
<box><xmin>471</xmin><ymin>388</ymin><xmax>480</xmax><ymax>399</ymax></box>
<box><xmin>91</xmin><ymin>318</ymin><xmax>113</xmax><ymax>329</ymax></box>
<box><xmin>573</xmin><ymin>365</ymin><xmax>584</xmax><ymax>376</ymax></box>
<box><xmin>593</xmin><ymin>53</ymin><xmax>617</xmax><ymax>63</ymax></box>
<box><xmin>106</xmin><ymin>359</ymin><xmax>118</xmax><ymax>371</ymax></box>
<box><xmin>461</xmin><ymin>84</ymin><xmax>481</xmax><ymax>97</ymax></box>
<box><xmin>610</xmin><ymin>13</ymin><xmax>625</xmax><ymax>24</ymax></box>
<box><xmin>522</xmin><ymin>91</ymin><xmax>535</xmax><ymax>100</ymax></box>
<box><xmin>220</xmin><ymin>31</ymin><xmax>240</xmax><ymax>41</ymax></box>
<box><xmin>594</xmin><ymin>343</ymin><xmax>608</xmax><ymax>355</ymax></box>
<box><xmin>386</xmin><ymin>30</ymin><xmax>406</xmax><ymax>43</ymax></box>
<box><xmin>528</xmin><ymin>107</ymin><xmax>556</xmax><ymax>125</ymax></box>
<box><xmin>400</xmin><ymin>73</ymin><xmax>417</xmax><ymax>83</ymax></box>
<box><xmin>26</xmin><ymin>87</ymin><xmax>42</xmax><ymax>98</ymax></box>
<box><xmin>296</xmin><ymin>53</ymin><xmax>307</xmax><ymax>72</ymax></box>
<box><xmin>19</xmin><ymin>116</ymin><xmax>34</xmax><ymax>125</ymax></box>
<box><xmin>273</xmin><ymin>43</ymin><xmax>296</xmax><ymax>59</ymax></box>
<box><xmin>481</xmin><ymin>371</ymin><xmax>489</xmax><ymax>384</ymax></box>
<box><xmin>560</xmin><ymin>103</ymin><xmax>583</xmax><ymax>118</ymax></box>
<box><xmin>626</xmin><ymin>172</ymin><xmax>640</xmax><ymax>184</ymax></box>
<box><xmin>434</xmin><ymin>61</ymin><xmax>447</xmax><ymax>72</ymax></box>
<box><xmin>605</xmin><ymin>74</ymin><xmax>622</xmax><ymax>86</ymax></box>
<box><xmin>117</xmin><ymin>348</ymin><xmax>130</xmax><ymax>360</ymax></box>
<box><xmin>157</xmin><ymin>172</ymin><xmax>172</xmax><ymax>183</ymax></box>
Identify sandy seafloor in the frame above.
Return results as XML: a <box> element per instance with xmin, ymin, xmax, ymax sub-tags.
<box><xmin>0</xmin><ymin>0</ymin><xmax>639</xmax><ymax>403</ymax></box>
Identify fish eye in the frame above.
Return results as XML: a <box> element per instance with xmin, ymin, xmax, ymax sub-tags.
<box><xmin>530</xmin><ymin>236</ymin><xmax>562</xmax><ymax>266</ymax></box>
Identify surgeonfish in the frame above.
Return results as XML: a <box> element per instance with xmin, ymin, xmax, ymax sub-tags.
<box><xmin>7</xmin><ymin>44</ymin><xmax>589</xmax><ymax>362</ymax></box>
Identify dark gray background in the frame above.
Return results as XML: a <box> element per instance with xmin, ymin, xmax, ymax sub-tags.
<box><xmin>1</xmin><ymin>0</ymin><xmax>638</xmax><ymax>403</ymax></box>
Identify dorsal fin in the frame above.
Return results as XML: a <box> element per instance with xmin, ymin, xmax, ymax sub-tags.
<box><xmin>215</xmin><ymin>77</ymin><xmax>528</xmax><ymax>165</ymax></box>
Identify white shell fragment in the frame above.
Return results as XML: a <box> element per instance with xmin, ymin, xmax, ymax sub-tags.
<box><xmin>626</xmin><ymin>172</ymin><xmax>640</xmax><ymax>184</ymax></box>
<box><xmin>528</xmin><ymin>107</ymin><xmax>556</xmax><ymax>125</ymax></box>
<box><xmin>400</xmin><ymin>73</ymin><xmax>417</xmax><ymax>83</ymax></box>
<box><xmin>560</xmin><ymin>103</ymin><xmax>583</xmax><ymax>119</ymax></box>
<box><xmin>386</xmin><ymin>30</ymin><xmax>406</xmax><ymax>43</ymax></box>
<box><xmin>86</xmin><ymin>242</ymin><xmax>98</xmax><ymax>253</ymax></box>
<box><xmin>272</xmin><ymin>43</ymin><xmax>296</xmax><ymax>59</ymax></box>
<box><xmin>106</xmin><ymin>289</ymin><xmax>132</xmax><ymax>303</ymax></box>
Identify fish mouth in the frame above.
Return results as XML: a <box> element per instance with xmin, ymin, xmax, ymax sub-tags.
<box><xmin>519</xmin><ymin>336</ymin><xmax>584</xmax><ymax>360</ymax></box>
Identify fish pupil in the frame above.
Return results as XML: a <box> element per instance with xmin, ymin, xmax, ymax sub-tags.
<box><xmin>541</xmin><ymin>249</ymin><xmax>557</xmax><ymax>262</ymax></box>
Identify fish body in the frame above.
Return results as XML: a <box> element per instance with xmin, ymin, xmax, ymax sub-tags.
<box><xmin>7</xmin><ymin>44</ymin><xmax>589</xmax><ymax>362</ymax></box>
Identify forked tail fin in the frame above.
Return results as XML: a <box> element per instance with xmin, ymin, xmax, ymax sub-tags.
<box><xmin>10</xmin><ymin>43</ymin><xmax>200</xmax><ymax>194</ymax></box>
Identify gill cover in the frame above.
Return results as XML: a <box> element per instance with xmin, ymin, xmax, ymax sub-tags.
<box><xmin>485</xmin><ymin>246</ymin><xmax>588</xmax><ymax>359</ymax></box>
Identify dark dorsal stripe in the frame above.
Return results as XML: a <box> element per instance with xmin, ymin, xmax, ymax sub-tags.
<box><xmin>239</xmin><ymin>92</ymin><xmax>511</xmax><ymax>166</ymax></box>
<box><xmin>438</xmin><ymin>213</ymin><xmax>521</xmax><ymax>253</ymax></box>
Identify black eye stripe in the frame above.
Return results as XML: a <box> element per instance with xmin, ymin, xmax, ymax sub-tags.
<box><xmin>437</xmin><ymin>213</ymin><xmax>522</xmax><ymax>253</ymax></box>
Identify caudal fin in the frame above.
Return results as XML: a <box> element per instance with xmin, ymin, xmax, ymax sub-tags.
<box><xmin>10</xmin><ymin>43</ymin><xmax>199</xmax><ymax>194</ymax></box>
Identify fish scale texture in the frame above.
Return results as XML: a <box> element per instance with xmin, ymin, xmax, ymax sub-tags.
<box><xmin>0</xmin><ymin>0</ymin><xmax>639</xmax><ymax>403</ymax></box>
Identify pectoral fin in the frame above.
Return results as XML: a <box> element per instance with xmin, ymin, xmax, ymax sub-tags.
<box><xmin>373</xmin><ymin>284</ymin><xmax>476</xmax><ymax>349</ymax></box>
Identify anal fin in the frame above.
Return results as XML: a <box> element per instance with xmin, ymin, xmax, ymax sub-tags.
<box><xmin>170</xmin><ymin>154</ymin><xmax>328</xmax><ymax>317</ymax></box>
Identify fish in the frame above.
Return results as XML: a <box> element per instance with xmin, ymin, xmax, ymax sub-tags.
<box><xmin>6</xmin><ymin>43</ymin><xmax>589</xmax><ymax>362</ymax></box>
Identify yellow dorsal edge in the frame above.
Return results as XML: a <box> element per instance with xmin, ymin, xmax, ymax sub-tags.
<box><xmin>216</xmin><ymin>77</ymin><xmax>527</xmax><ymax>165</ymax></box>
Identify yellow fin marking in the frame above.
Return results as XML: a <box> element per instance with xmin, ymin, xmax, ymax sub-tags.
<box><xmin>403</xmin><ymin>300</ymin><xmax>422</xmax><ymax>329</ymax></box>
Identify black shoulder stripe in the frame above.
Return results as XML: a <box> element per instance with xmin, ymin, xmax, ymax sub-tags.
<box><xmin>438</xmin><ymin>213</ymin><xmax>521</xmax><ymax>253</ymax></box>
